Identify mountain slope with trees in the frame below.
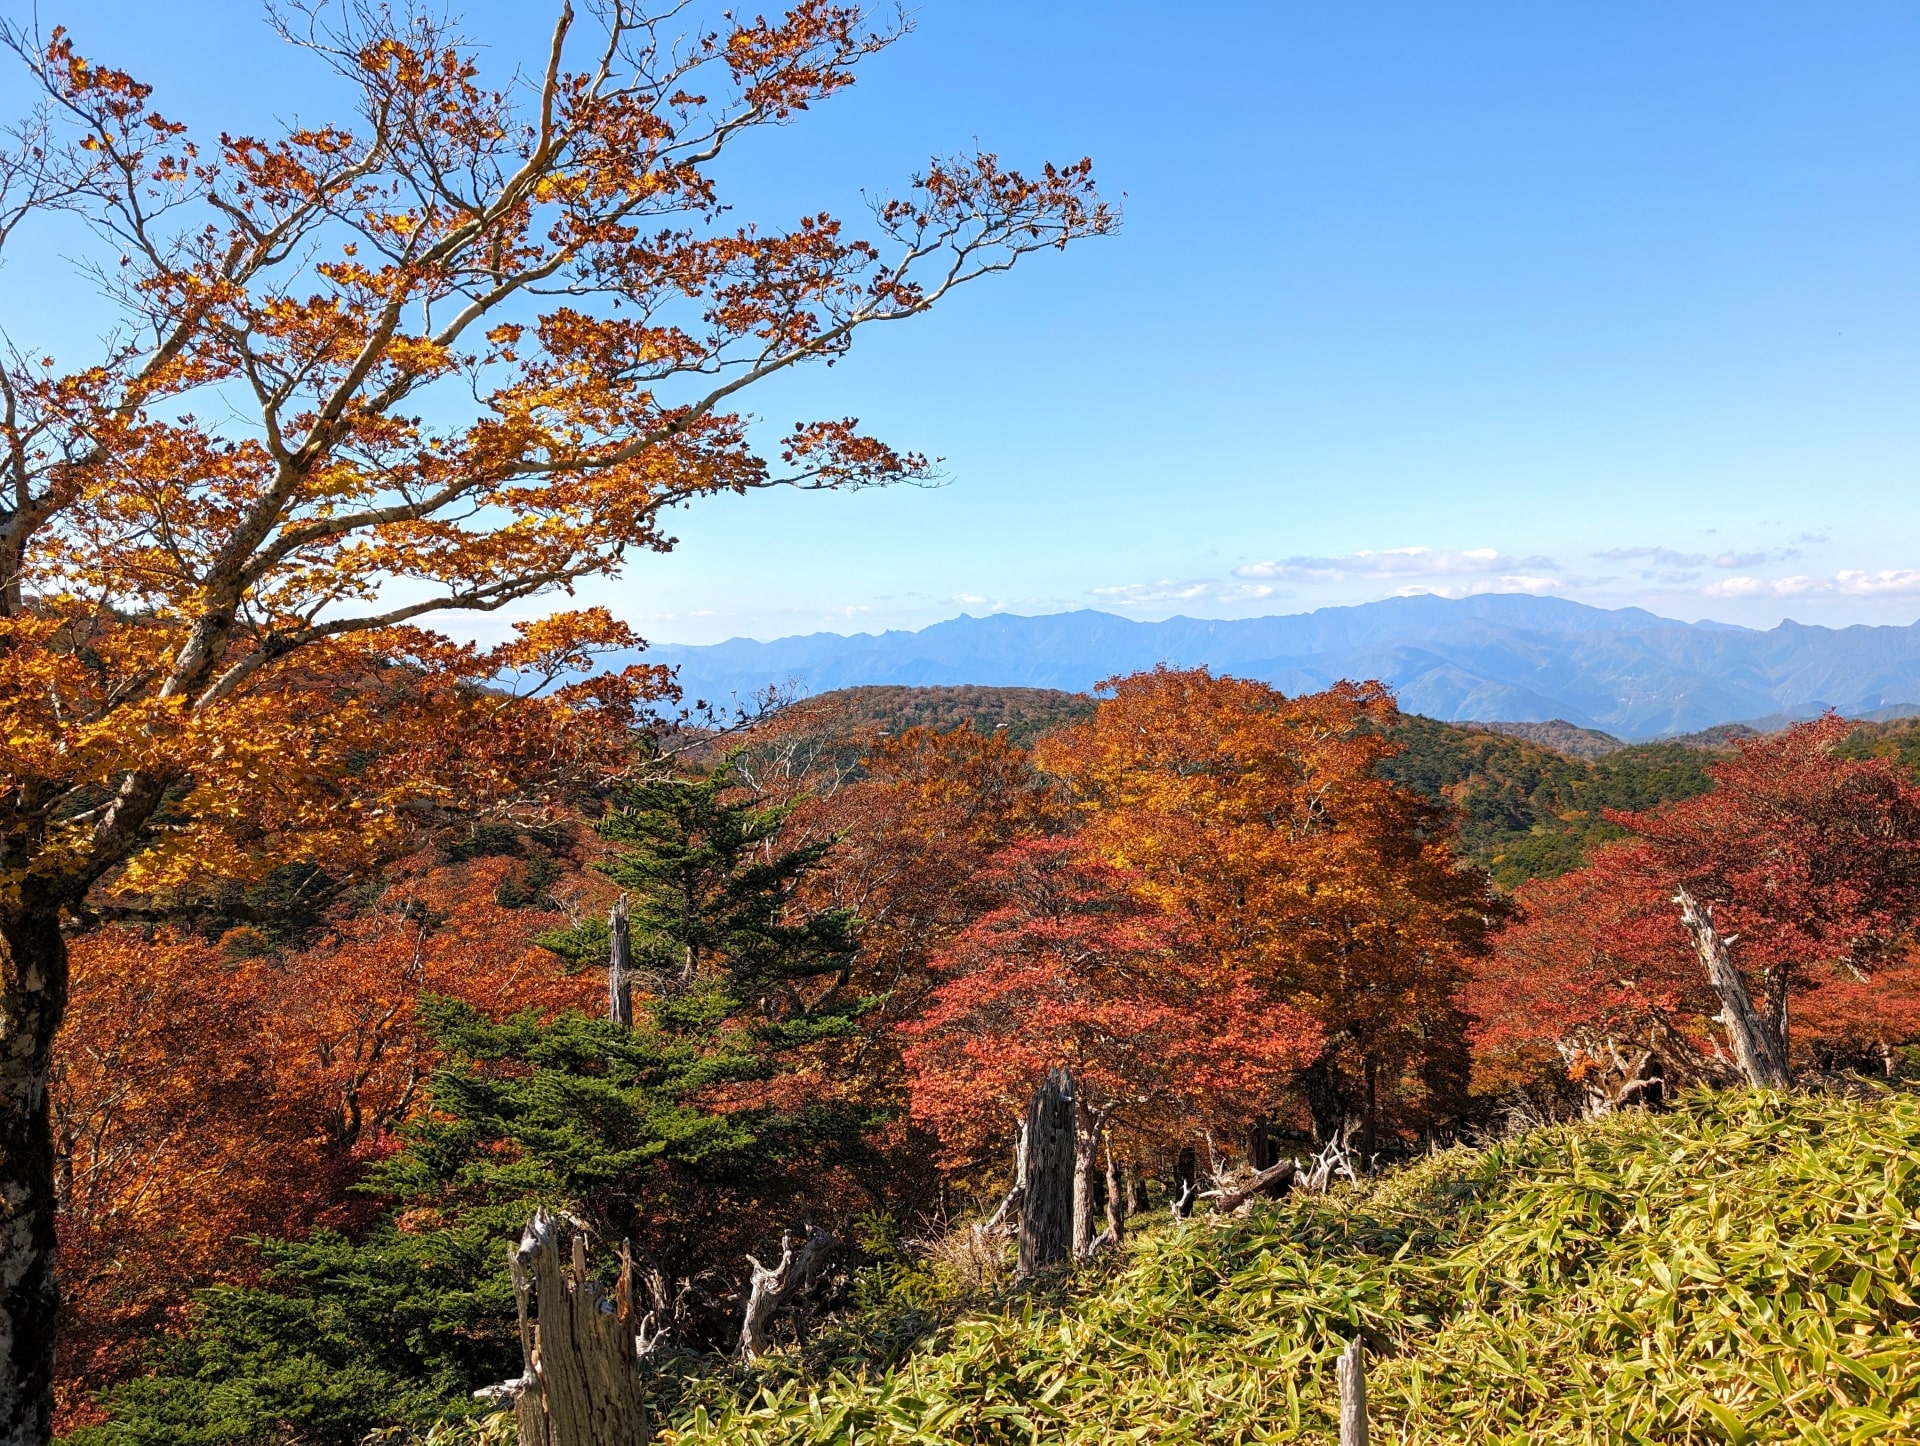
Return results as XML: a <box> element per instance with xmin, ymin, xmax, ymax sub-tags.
<box><xmin>45</xmin><ymin>679</ymin><xmax>1920</xmax><ymax>1443</ymax></box>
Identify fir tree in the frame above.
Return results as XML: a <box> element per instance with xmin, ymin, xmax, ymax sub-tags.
<box><xmin>78</xmin><ymin>761</ymin><xmax>880</xmax><ymax>1442</ymax></box>
<box><xmin>538</xmin><ymin>755</ymin><xmax>861</xmax><ymax>1024</ymax></box>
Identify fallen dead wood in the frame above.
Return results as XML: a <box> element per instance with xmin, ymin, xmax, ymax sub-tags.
<box><xmin>1202</xmin><ymin>1159</ymin><xmax>1299</xmax><ymax>1213</ymax></box>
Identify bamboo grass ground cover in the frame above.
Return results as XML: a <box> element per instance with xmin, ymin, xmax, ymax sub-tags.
<box><xmin>655</xmin><ymin>1088</ymin><xmax>1920</xmax><ymax>1445</ymax></box>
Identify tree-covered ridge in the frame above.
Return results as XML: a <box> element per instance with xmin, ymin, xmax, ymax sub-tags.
<box><xmin>759</xmin><ymin>686</ymin><xmax>1723</xmax><ymax>888</ymax></box>
<box><xmin>1378</xmin><ymin>717</ymin><xmax>1719</xmax><ymax>887</ymax></box>
<box><xmin>791</xmin><ymin>687</ymin><xmax>1096</xmax><ymax>750</ymax></box>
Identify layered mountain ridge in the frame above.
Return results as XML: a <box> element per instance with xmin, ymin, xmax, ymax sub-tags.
<box><xmin>633</xmin><ymin>594</ymin><xmax>1920</xmax><ymax>738</ymax></box>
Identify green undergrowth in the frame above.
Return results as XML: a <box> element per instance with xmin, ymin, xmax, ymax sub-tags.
<box><xmin>650</xmin><ymin>1088</ymin><xmax>1920</xmax><ymax>1445</ymax></box>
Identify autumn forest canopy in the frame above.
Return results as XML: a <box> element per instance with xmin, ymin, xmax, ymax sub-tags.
<box><xmin>0</xmin><ymin>2</ymin><xmax>1918</xmax><ymax>1445</ymax></box>
<box><xmin>27</xmin><ymin>673</ymin><xmax>1920</xmax><ymax>1443</ymax></box>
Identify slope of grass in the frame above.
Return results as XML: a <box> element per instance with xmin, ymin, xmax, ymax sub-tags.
<box><xmin>657</xmin><ymin>1088</ymin><xmax>1920</xmax><ymax>1445</ymax></box>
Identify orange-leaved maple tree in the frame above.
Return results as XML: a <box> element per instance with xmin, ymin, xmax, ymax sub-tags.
<box><xmin>1035</xmin><ymin>668</ymin><xmax>1493</xmax><ymax>1153</ymax></box>
<box><xmin>1469</xmin><ymin>716</ymin><xmax>1920</xmax><ymax>1094</ymax></box>
<box><xmin>0</xmin><ymin>1</ymin><xmax>1109</xmax><ymax>1432</ymax></box>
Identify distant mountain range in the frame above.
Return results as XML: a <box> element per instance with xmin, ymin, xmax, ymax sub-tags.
<box><xmin>632</xmin><ymin>594</ymin><xmax>1920</xmax><ymax>739</ymax></box>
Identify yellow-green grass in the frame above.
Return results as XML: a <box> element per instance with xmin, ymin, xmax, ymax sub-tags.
<box><xmin>658</xmin><ymin>1089</ymin><xmax>1920</xmax><ymax>1444</ymax></box>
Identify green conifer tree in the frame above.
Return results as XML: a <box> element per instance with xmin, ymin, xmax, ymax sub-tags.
<box><xmin>76</xmin><ymin>760</ymin><xmax>878</xmax><ymax>1443</ymax></box>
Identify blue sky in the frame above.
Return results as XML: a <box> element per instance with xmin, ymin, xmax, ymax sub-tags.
<box><xmin>7</xmin><ymin>1</ymin><xmax>1920</xmax><ymax>643</ymax></box>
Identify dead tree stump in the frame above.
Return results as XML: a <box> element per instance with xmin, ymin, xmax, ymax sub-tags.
<box><xmin>1017</xmin><ymin>1067</ymin><xmax>1074</xmax><ymax>1276</ymax></box>
<box><xmin>1615</xmin><ymin>1052</ymin><xmax>1666</xmax><ymax>1112</ymax></box>
<box><xmin>503</xmin><ymin>1213</ymin><xmax>649</xmax><ymax>1446</ymax></box>
<box><xmin>1336</xmin><ymin>1336</ymin><xmax>1368</xmax><ymax>1446</ymax></box>
<box><xmin>737</xmin><ymin>1226</ymin><xmax>838</xmax><ymax>1361</ymax></box>
<box><xmin>608</xmin><ymin>895</ymin><xmax>633</xmax><ymax>1029</ymax></box>
<box><xmin>1675</xmin><ymin>887</ymin><xmax>1792</xmax><ymax>1089</ymax></box>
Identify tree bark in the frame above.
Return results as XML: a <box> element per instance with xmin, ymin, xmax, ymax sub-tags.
<box><xmin>503</xmin><ymin>1212</ymin><xmax>650</xmax><ymax>1446</ymax></box>
<box><xmin>1015</xmin><ymin>1068</ymin><xmax>1073</xmax><ymax>1276</ymax></box>
<box><xmin>1071</xmin><ymin>1096</ymin><xmax>1099</xmax><ymax>1259</ymax></box>
<box><xmin>607</xmin><ymin>895</ymin><xmax>633</xmax><ymax>1029</ymax></box>
<box><xmin>1244</xmin><ymin>1118</ymin><xmax>1274</xmax><ymax>1172</ymax></box>
<box><xmin>1336</xmin><ymin>1336</ymin><xmax>1369</xmax><ymax>1446</ymax></box>
<box><xmin>1674</xmin><ymin>887</ymin><xmax>1792</xmax><ymax>1089</ymax></box>
<box><xmin>737</xmin><ymin>1226</ymin><xmax>837</xmax><ymax>1362</ymax></box>
<box><xmin>1127</xmin><ymin>1163</ymin><xmax>1150</xmax><ymax>1215</ymax></box>
<box><xmin>1614</xmin><ymin>1052</ymin><xmax>1666</xmax><ymax>1112</ymax></box>
<box><xmin>1302</xmin><ymin>1052</ymin><xmax>1353</xmax><ymax>1146</ymax></box>
<box><xmin>1102</xmin><ymin>1140</ymin><xmax>1124</xmax><ymax>1248</ymax></box>
<box><xmin>0</xmin><ymin>909</ymin><xmax>67</xmax><ymax>1446</ymax></box>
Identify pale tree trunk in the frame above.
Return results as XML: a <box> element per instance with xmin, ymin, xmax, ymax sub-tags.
<box><xmin>0</xmin><ymin>910</ymin><xmax>67</xmax><ymax>1446</ymax></box>
<box><xmin>736</xmin><ymin>1226</ymin><xmax>837</xmax><ymax>1362</ymax></box>
<box><xmin>1015</xmin><ymin>1068</ymin><xmax>1073</xmax><ymax>1277</ymax></box>
<box><xmin>499</xmin><ymin>1213</ymin><xmax>649</xmax><ymax>1446</ymax></box>
<box><xmin>1674</xmin><ymin>888</ymin><xmax>1792</xmax><ymax>1090</ymax></box>
<box><xmin>607</xmin><ymin>896</ymin><xmax>633</xmax><ymax>1029</ymax></box>
<box><xmin>1336</xmin><ymin>1337</ymin><xmax>1369</xmax><ymax>1446</ymax></box>
<box><xmin>1070</xmin><ymin>1096</ymin><xmax>1110</xmax><ymax>1259</ymax></box>
<box><xmin>1101</xmin><ymin>1141</ymin><xmax>1125</xmax><ymax>1248</ymax></box>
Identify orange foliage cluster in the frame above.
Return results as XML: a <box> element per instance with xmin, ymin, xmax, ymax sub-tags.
<box><xmin>52</xmin><ymin>851</ymin><xmax>602</xmax><ymax>1408</ymax></box>
<box><xmin>1036</xmin><ymin>670</ymin><xmax>1492</xmax><ymax>1150</ymax></box>
<box><xmin>832</xmin><ymin>670</ymin><xmax>1497</xmax><ymax>1171</ymax></box>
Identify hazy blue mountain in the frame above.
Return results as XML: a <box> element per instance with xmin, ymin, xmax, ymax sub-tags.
<box><xmin>628</xmin><ymin>595</ymin><xmax>1920</xmax><ymax>738</ymax></box>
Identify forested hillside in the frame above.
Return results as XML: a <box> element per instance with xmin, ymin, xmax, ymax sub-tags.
<box><xmin>763</xmin><ymin>688</ymin><xmax>1725</xmax><ymax>888</ymax></box>
<box><xmin>45</xmin><ymin>676</ymin><xmax>1920</xmax><ymax>1443</ymax></box>
<box><xmin>1378</xmin><ymin>718</ymin><xmax>1719</xmax><ymax>886</ymax></box>
<box><xmin>4</xmin><ymin>1</ymin><xmax>1913</xmax><ymax>1443</ymax></box>
<box><xmin>774</xmin><ymin>686</ymin><xmax>1094</xmax><ymax>749</ymax></box>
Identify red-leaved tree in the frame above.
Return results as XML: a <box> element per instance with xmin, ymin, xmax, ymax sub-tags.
<box><xmin>900</xmin><ymin>838</ymin><xmax>1321</xmax><ymax>1249</ymax></box>
<box><xmin>1472</xmin><ymin>717</ymin><xmax>1920</xmax><ymax>1094</ymax></box>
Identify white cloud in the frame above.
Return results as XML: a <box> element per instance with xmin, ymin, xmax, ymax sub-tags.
<box><xmin>1092</xmin><ymin>579</ymin><xmax>1279</xmax><ymax>606</ymax></box>
<box><xmin>1234</xmin><ymin>546</ymin><xmax>1551</xmax><ymax>583</ymax></box>
<box><xmin>1704</xmin><ymin>570</ymin><xmax>1920</xmax><ymax>599</ymax></box>
<box><xmin>1394</xmin><ymin>574</ymin><xmax>1566</xmax><ymax>600</ymax></box>
<box><xmin>1838</xmin><ymin>569</ymin><xmax>1920</xmax><ymax>595</ymax></box>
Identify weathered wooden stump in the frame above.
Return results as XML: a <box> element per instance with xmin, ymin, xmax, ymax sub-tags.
<box><xmin>1336</xmin><ymin>1336</ymin><xmax>1368</xmax><ymax>1446</ymax></box>
<box><xmin>737</xmin><ymin>1226</ymin><xmax>838</xmax><ymax>1361</ymax></box>
<box><xmin>1016</xmin><ymin>1067</ymin><xmax>1074</xmax><ymax>1276</ymax></box>
<box><xmin>501</xmin><ymin>1212</ymin><xmax>649</xmax><ymax>1446</ymax></box>
<box><xmin>1675</xmin><ymin>887</ymin><xmax>1792</xmax><ymax>1089</ymax></box>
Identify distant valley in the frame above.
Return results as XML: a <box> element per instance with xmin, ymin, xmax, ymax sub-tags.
<box><xmin>635</xmin><ymin>593</ymin><xmax>1920</xmax><ymax>739</ymax></box>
